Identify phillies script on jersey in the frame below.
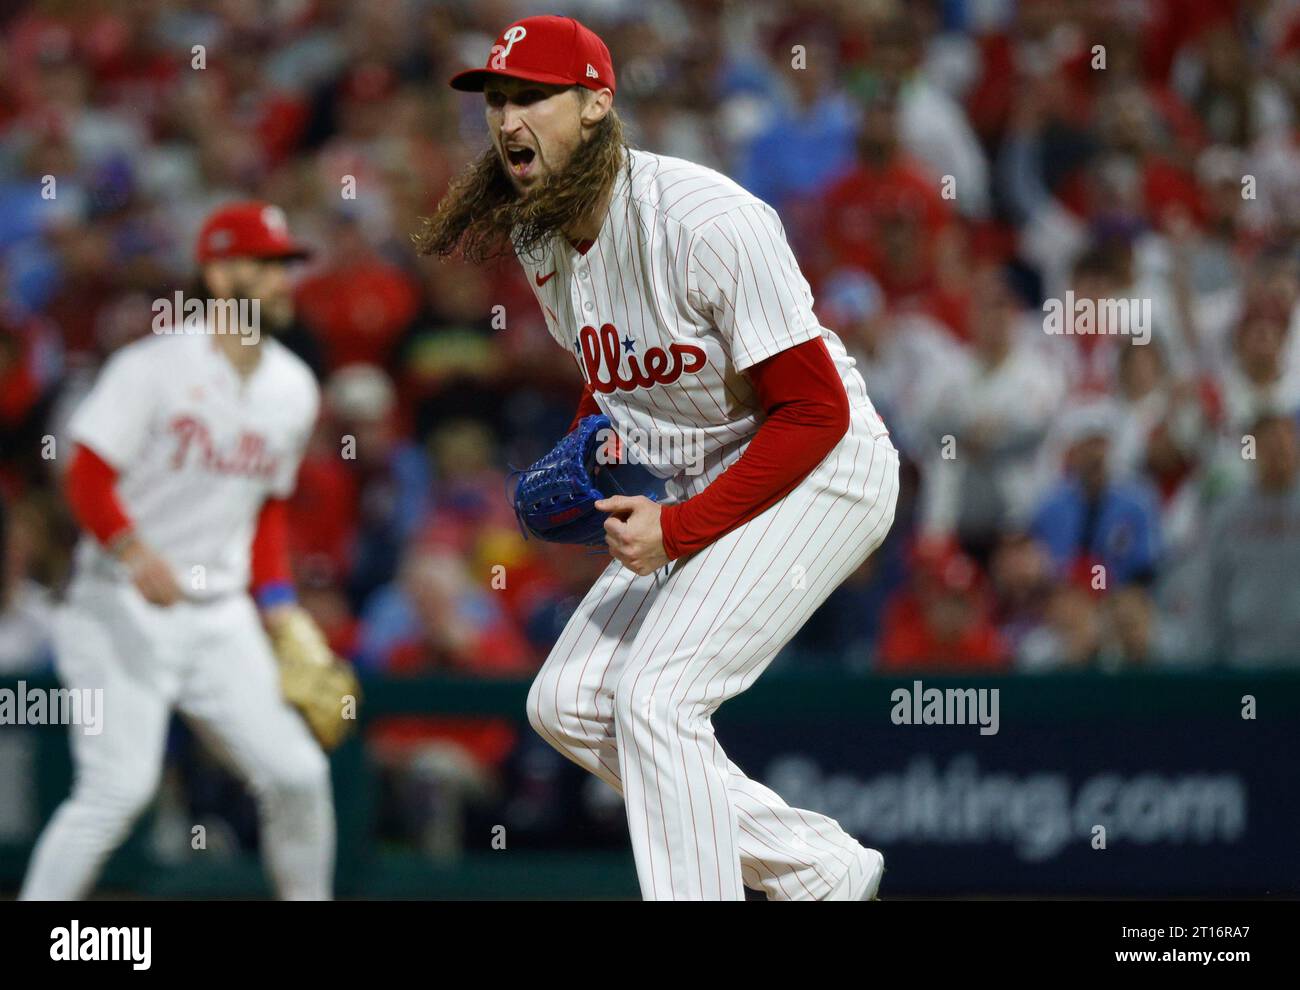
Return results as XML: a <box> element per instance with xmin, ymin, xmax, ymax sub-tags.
<box><xmin>167</xmin><ymin>416</ymin><xmax>281</xmax><ymax>479</ymax></box>
<box><xmin>577</xmin><ymin>323</ymin><xmax>707</xmax><ymax>393</ymax></box>
<box><xmin>65</xmin><ymin>332</ymin><xmax>319</xmax><ymax>598</ymax></box>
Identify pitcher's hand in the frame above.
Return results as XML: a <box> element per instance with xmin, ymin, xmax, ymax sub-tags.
<box><xmin>597</xmin><ymin>496</ymin><xmax>668</xmax><ymax>576</ymax></box>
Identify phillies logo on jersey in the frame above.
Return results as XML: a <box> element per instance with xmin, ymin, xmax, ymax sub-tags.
<box><xmin>168</xmin><ymin>416</ymin><xmax>280</xmax><ymax>479</ymax></box>
<box><xmin>578</xmin><ymin>323</ymin><xmax>706</xmax><ymax>393</ymax></box>
<box><xmin>489</xmin><ymin>26</ymin><xmax>527</xmax><ymax>70</ymax></box>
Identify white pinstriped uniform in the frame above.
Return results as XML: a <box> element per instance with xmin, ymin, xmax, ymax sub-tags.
<box><xmin>523</xmin><ymin>150</ymin><xmax>900</xmax><ymax>900</ymax></box>
<box><xmin>21</xmin><ymin>333</ymin><xmax>334</xmax><ymax>901</ymax></box>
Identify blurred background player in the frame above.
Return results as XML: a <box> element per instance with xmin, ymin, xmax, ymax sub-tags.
<box><xmin>19</xmin><ymin>202</ymin><xmax>334</xmax><ymax>900</ymax></box>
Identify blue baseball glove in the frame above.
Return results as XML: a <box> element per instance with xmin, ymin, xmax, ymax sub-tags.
<box><xmin>509</xmin><ymin>414</ymin><xmax>662</xmax><ymax>546</ymax></box>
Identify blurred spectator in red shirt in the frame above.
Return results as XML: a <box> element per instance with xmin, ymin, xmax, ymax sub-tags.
<box><xmin>288</xmin><ymin>415</ymin><xmax>360</xmax><ymax>585</ymax></box>
<box><xmin>819</xmin><ymin>86</ymin><xmax>962</xmax><ymax>329</ymax></box>
<box><xmin>878</xmin><ymin>541</ymin><xmax>1009</xmax><ymax>672</ymax></box>
<box><xmin>294</xmin><ymin>213</ymin><xmax>421</xmax><ymax>369</ymax></box>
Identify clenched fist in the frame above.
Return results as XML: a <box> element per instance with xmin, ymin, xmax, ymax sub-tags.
<box><xmin>596</xmin><ymin>495</ymin><xmax>668</xmax><ymax>576</ymax></box>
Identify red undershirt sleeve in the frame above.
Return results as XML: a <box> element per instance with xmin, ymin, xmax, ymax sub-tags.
<box><xmin>65</xmin><ymin>442</ymin><xmax>133</xmax><ymax>546</ymax></box>
<box><xmin>568</xmin><ymin>382</ymin><xmax>602</xmax><ymax>433</ymax></box>
<box><xmin>658</xmin><ymin>336</ymin><xmax>850</xmax><ymax>560</ymax></box>
<box><xmin>250</xmin><ymin>497</ymin><xmax>295</xmax><ymax>606</ymax></box>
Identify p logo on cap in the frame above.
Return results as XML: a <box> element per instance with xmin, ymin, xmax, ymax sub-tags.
<box><xmin>490</xmin><ymin>25</ymin><xmax>528</xmax><ymax>70</ymax></box>
<box><xmin>449</xmin><ymin>15</ymin><xmax>615</xmax><ymax>96</ymax></box>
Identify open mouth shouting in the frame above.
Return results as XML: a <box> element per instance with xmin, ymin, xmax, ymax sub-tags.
<box><xmin>504</xmin><ymin>144</ymin><xmax>537</xmax><ymax>179</ymax></box>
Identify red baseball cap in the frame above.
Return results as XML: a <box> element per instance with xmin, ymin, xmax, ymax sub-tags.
<box><xmin>449</xmin><ymin>15</ymin><xmax>615</xmax><ymax>96</ymax></box>
<box><xmin>196</xmin><ymin>201</ymin><xmax>311</xmax><ymax>264</ymax></box>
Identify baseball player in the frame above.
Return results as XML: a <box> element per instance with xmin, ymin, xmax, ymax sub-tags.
<box><xmin>21</xmin><ymin>203</ymin><xmax>341</xmax><ymax>900</ymax></box>
<box><xmin>418</xmin><ymin>16</ymin><xmax>899</xmax><ymax>900</ymax></box>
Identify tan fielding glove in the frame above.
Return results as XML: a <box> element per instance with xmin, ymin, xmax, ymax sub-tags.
<box><xmin>268</xmin><ymin>605</ymin><xmax>361</xmax><ymax>751</ymax></box>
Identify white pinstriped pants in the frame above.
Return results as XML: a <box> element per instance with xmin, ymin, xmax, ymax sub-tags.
<box><xmin>20</xmin><ymin>578</ymin><xmax>334</xmax><ymax>900</ymax></box>
<box><xmin>528</xmin><ymin>423</ymin><xmax>899</xmax><ymax>900</ymax></box>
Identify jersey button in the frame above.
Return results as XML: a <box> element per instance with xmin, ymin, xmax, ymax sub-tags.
<box><xmin>583</xmin><ymin>301</ymin><xmax>593</xmax><ymax>312</ymax></box>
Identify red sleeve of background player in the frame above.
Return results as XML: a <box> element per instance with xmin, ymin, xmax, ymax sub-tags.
<box><xmin>250</xmin><ymin>497</ymin><xmax>295</xmax><ymax>606</ymax></box>
<box><xmin>65</xmin><ymin>443</ymin><xmax>133</xmax><ymax>546</ymax></box>
<box><xmin>658</xmin><ymin>337</ymin><xmax>850</xmax><ymax>560</ymax></box>
<box><xmin>568</xmin><ymin>382</ymin><xmax>601</xmax><ymax>432</ymax></box>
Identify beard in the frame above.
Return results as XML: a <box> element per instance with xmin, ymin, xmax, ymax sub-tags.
<box><xmin>412</xmin><ymin>108</ymin><xmax>628</xmax><ymax>265</ymax></box>
<box><xmin>193</xmin><ymin>271</ymin><xmax>291</xmax><ymax>337</ymax></box>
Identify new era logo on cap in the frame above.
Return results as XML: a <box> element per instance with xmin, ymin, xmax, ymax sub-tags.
<box><xmin>449</xmin><ymin>15</ymin><xmax>616</xmax><ymax>95</ymax></box>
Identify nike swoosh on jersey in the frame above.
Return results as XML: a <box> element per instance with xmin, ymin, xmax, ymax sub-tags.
<box><xmin>535</xmin><ymin>270</ymin><xmax>557</xmax><ymax>286</ymax></box>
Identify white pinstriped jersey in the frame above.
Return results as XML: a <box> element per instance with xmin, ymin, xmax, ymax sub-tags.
<box><xmin>66</xmin><ymin>333</ymin><xmax>319</xmax><ymax>599</ymax></box>
<box><xmin>522</xmin><ymin>149</ymin><xmax>887</xmax><ymax>497</ymax></box>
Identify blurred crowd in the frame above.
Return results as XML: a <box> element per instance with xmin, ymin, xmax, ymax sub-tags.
<box><xmin>2</xmin><ymin>0</ymin><xmax>1300</xmax><ymax>696</ymax></box>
